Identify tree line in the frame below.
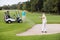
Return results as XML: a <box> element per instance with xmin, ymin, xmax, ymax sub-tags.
<box><xmin>0</xmin><ymin>0</ymin><xmax>60</xmax><ymax>14</ymax></box>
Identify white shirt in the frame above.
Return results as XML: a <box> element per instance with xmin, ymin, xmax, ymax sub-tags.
<box><xmin>42</xmin><ymin>14</ymin><xmax>47</xmax><ymax>23</ymax></box>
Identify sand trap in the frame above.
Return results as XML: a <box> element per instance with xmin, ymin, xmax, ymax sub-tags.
<box><xmin>16</xmin><ymin>24</ymin><xmax>60</xmax><ymax>36</ymax></box>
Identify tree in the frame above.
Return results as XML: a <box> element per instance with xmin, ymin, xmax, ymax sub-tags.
<box><xmin>57</xmin><ymin>0</ymin><xmax>60</xmax><ymax>14</ymax></box>
<box><xmin>30</xmin><ymin>0</ymin><xmax>43</xmax><ymax>12</ymax></box>
<box><xmin>22</xmin><ymin>2</ymin><xmax>26</xmax><ymax>10</ymax></box>
<box><xmin>25</xmin><ymin>1</ymin><xmax>31</xmax><ymax>11</ymax></box>
<box><xmin>10</xmin><ymin>4</ymin><xmax>17</xmax><ymax>9</ymax></box>
<box><xmin>0</xmin><ymin>7</ymin><xmax>2</xmax><ymax>10</ymax></box>
<box><xmin>43</xmin><ymin>0</ymin><xmax>58</xmax><ymax>13</ymax></box>
<box><xmin>2</xmin><ymin>5</ymin><xmax>10</xmax><ymax>10</ymax></box>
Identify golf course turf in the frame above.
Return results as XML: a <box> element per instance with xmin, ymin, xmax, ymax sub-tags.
<box><xmin>0</xmin><ymin>10</ymin><xmax>60</xmax><ymax>40</ymax></box>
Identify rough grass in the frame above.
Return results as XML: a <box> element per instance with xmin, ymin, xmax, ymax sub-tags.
<box><xmin>0</xmin><ymin>10</ymin><xmax>60</xmax><ymax>40</ymax></box>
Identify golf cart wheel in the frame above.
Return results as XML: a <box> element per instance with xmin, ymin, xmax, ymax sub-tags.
<box><xmin>17</xmin><ymin>20</ymin><xmax>20</xmax><ymax>23</ymax></box>
<box><xmin>17</xmin><ymin>20</ymin><xmax>23</xmax><ymax>23</ymax></box>
<box><xmin>6</xmin><ymin>21</ymin><xmax>8</xmax><ymax>23</ymax></box>
<box><xmin>20</xmin><ymin>20</ymin><xmax>23</xmax><ymax>23</ymax></box>
<box><xmin>20</xmin><ymin>19</ymin><xmax>23</xmax><ymax>23</ymax></box>
<box><xmin>8</xmin><ymin>20</ymin><xmax>12</xmax><ymax>24</ymax></box>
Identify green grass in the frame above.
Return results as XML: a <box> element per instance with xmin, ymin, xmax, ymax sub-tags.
<box><xmin>0</xmin><ymin>10</ymin><xmax>60</xmax><ymax>40</ymax></box>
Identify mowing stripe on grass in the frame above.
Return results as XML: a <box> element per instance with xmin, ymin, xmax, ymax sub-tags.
<box><xmin>26</xmin><ymin>17</ymin><xmax>35</xmax><ymax>26</ymax></box>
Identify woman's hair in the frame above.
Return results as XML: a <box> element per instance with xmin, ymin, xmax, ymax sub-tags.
<box><xmin>42</xmin><ymin>13</ymin><xmax>46</xmax><ymax>17</ymax></box>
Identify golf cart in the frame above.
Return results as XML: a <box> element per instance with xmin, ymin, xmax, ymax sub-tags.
<box><xmin>4</xmin><ymin>11</ymin><xmax>22</xmax><ymax>23</ymax></box>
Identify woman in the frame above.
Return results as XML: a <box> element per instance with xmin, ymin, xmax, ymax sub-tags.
<box><xmin>41</xmin><ymin>13</ymin><xmax>47</xmax><ymax>33</ymax></box>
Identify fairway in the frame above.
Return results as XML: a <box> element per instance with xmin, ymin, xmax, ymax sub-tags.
<box><xmin>0</xmin><ymin>10</ymin><xmax>60</xmax><ymax>40</ymax></box>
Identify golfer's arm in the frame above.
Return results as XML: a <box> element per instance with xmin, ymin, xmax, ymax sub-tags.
<box><xmin>41</xmin><ymin>17</ymin><xmax>45</xmax><ymax>19</ymax></box>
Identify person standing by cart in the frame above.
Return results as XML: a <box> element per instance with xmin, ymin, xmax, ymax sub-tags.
<box><xmin>22</xmin><ymin>10</ymin><xmax>26</xmax><ymax>22</ymax></box>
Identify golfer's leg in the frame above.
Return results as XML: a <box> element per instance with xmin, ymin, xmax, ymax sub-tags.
<box><xmin>42</xmin><ymin>22</ymin><xmax>44</xmax><ymax>33</ymax></box>
<box><xmin>24</xmin><ymin>16</ymin><xmax>26</xmax><ymax>22</ymax></box>
<box><xmin>44</xmin><ymin>23</ymin><xmax>47</xmax><ymax>33</ymax></box>
<box><xmin>22</xmin><ymin>16</ymin><xmax>26</xmax><ymax>22</ymax></box>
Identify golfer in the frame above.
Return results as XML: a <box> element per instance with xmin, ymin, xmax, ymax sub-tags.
<box><xmin>22</xmin><ymin>10</ymin><xmax>26</xmax><ymax>22</ymax></box>
<box><xmin>41</xmin><ymin>13</ymin><xmax>47</xmax><ymax>33</ymax></box>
